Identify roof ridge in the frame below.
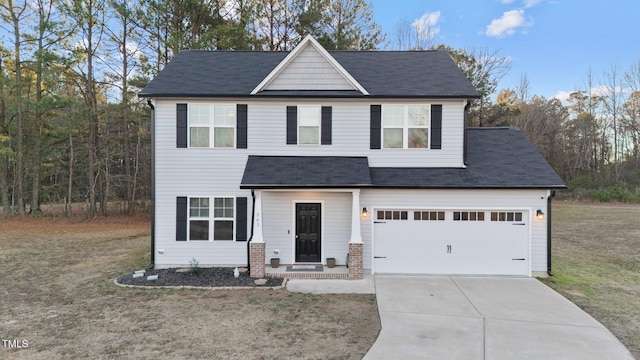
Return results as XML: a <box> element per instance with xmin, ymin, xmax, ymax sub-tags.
<box><xmin>467</xmin><ymin>127</ymin><xmax>520</xmax><ymax>131</ymax></box>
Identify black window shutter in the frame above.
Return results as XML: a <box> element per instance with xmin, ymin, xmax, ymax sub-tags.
<box><xmin>176</xmin><ymin>104</ymin><xmax>187</xmax><ymax>148</ymax></box>
<box><xmin>237</xmin><ymin>104</ymin><xmax>248</xmax><ymax>149</ymax></box>
<box><xmin>321</xmin><ymin>106</ymin><xmax>332</xmax><ymax>145</ymax></box>
<box><xmin>370</xmin><ymin>105</ymin><xmax>381</xmax><ymax>149</ymax></box>
<box><xmin>286</xmin><ymin>106</ymin><xmax>297</xmax><ymax>144</ymax></box>
<box><xmin>430</xmin><ymin>104</ymin><xmax>442</xmax><ymax>149</ymax></box>
<box><xmin>176</xmin><ymin>197</ymin><xmax>187</xmax><ymax>241</ymax></box>
<box><xmin>236</xmin><ymin>197</ymin><xmax>248</xmax><ymax>241</ymax></box>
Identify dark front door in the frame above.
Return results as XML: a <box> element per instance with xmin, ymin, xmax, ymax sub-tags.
<box><xmin>296</xmin><ymin>203</ymin><xmax>321</xmax><ymax>262</ymax></box>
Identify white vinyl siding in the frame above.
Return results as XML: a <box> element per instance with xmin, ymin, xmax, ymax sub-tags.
<box><xmin>152</xmin><ymin>99</ymin><xmax>528</xmax><ymax>270</ymax></box>
<box><xmin>157</xmin><ymin>99</ymin><xmax>466</xmax><ymax>167</ymax></box>
<box><xmin>265</xmin><ymin>44</ymin><xmax>356</xmax><ymax>91</ymax></box>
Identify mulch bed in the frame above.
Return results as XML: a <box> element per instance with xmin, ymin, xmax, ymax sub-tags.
<box><xmin>116</xmin><ymin>267</ymin><xmax>284</xmax><ymax>288</ymax></box>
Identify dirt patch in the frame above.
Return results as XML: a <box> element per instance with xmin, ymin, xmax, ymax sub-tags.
<box><xmin>563</xmin><ymin>289</ymin><xmax>585</xmax><ymax>298</ymax></box>
<box><xmin>0</xmin><ymin>215</ymin><xmax>380</xmax><ymax>359</ymax></box>
<box><xmin>117</xmin><ymin>267</ymin><xmax>284</xmax><ymax>287</ymax></box>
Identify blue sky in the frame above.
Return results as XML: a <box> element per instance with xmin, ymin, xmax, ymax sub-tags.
<box><xmin>370</xmin><ymin>0</ymin><xmax>640</xmax><ymax>102</ymax></box>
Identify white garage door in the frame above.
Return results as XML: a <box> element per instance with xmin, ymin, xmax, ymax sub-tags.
<box><xmin>373</xmin><ymin>209</ymin><xmax>529</xmax><ymax>276</ymax></box>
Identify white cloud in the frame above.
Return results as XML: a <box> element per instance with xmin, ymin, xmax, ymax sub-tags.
<box><xmin>500</xmin><ymin>0</ymin><xmax>515</xmax><ymax>3</ymax></box>
<box><xmin>523</xmin><ymin>0</ymin><xmax>543</xmax><ymax>8</ymax></box>
<box><xmin>412</xmin><ymin>11</ymin><xmax>441</xmax><ymax>40</ymax></box>
<box><xmin>485</xmin><ymin>9</ymin><xmax>533</xmax><ymax>38</ymax></box>
<box><xmin>554</xmin><ymin>90</ymin><xmax>572</xmax><ymax>105</ymax></box>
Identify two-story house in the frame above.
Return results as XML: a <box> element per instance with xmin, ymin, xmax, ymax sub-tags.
<box><xmin>139</xmin><ymin>35</ymin><xmax>565</xmax><ymax>280</ymax></box>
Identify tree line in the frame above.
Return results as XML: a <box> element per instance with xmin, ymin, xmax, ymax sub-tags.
<box><xmin>392</xmin><ymin>16</ymin><xmax>640</xmax><ymax>201</ymax></box>
<box><xmin>0</xmin><ymin>0</ymin><xmax>383</xmax><ymax>216</ymax></box>
<box><xmin>0</xmin><ymin>0</ymin><xmax>638</xmax><ymax>218</ymax></box>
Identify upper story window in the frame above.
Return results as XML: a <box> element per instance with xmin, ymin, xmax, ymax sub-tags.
<box><xmin>382</xmin><ymin>105</ymin><xmax>429</xmax><ymax>149</ymax></box>
<box><xmin>298</xmin><ymin>106</ymin><xmax>321</xmax><ymax>144</ymax></box>
<box><xmin>188</xmin><ymin>104</ymin><xmax>236</xmax><ymax>148</ymax></box>
<box><xmin>287</xmin><ymin>105</ymin><xmax>332</xmax><ymax>146</ymax></box>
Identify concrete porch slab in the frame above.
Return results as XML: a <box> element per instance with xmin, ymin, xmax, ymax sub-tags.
<box><xmin>285</xmin><ymin>274</ymin><xmax>375</xmax><ymax>294</ymax></box>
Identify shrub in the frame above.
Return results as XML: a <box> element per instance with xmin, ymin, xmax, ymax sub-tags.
<box><xmin>591</xmin><ymin>184</ymin><xmax>639</xmax><ymax>203</ymax></box>
<box><xmin>188</xmin><ymin>258</ymin><xmax>200</xmax><ymax>275</ymax></box>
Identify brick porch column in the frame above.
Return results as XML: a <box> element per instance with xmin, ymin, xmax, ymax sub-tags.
<box><xmin>348</xmin><ymin>243</ymin><xmax>363</xmax><ymax>280</ymax></box>
<box><xmin>250</xmin><ymin>242</ymin><xmax>265</xmax><ymax>278</ymax></box>
<box><xmin>349</xmin><ymin>190</ymin><xmax>363</xmax><ymax>280</ymax></box>
<box><xmin>250</xmin><ymin>190</ymin><xmax>265</xmax><ymax>278</ymax></box>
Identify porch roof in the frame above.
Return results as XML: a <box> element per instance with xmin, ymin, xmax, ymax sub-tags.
<box><xmin>240</xmin><ymin>155</ymin><xmax>372</xmax><ymax>189</ymax></box>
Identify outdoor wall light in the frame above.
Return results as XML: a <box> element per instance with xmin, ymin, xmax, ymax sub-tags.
<box><xmin>536</xmin><ymin>209</ymin><xmax>544</xmax><ymax>219</ymax></box>
<box><xmin>362</xmin><ymin>207</ymin><xmax>368</xmax><ymax>217</ymax></box>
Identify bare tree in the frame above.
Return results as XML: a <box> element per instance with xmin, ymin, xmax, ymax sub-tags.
<box><xmin>602</xmin><ymin>63</ymin><xmax>623</xmax><ymax>181</ymax></box>
<box><xmin>63</xmin><ymin>0</ymin><xmax>106</xmax><ymax>215</ymax></box>
<box><xmin>0</xmin><ymin>0</ymin><xmax>30</xmax><ymax>215</ymax></box>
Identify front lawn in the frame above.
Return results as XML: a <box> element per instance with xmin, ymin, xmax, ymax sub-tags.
<box><xmin>0</xmin><ymin>216</ymin><xmax>380</xmax><ymax>359</ymax></box>
<box><xmin>541</xmin><ymin>201</ymin><xmax>640</xmax><ymax>358</ymax></box>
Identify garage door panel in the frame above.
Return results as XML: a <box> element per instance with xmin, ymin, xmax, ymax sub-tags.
<box><xmin>374</xmin><ymin>220</ymin><xmax>449</xmax><ymax>274</ymax></box>
<box><xmin>373</xmin><ymin>209</ymin><xmax>529</xmax><ymax>276</ymax></box>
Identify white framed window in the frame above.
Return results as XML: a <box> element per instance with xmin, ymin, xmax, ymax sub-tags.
<box><xmin>188</xmin><ymin>197</ymin><xmax>236</xmax><ymax>241</ymax></box>
<box><xmin>298</xmin><ymin>105</ymin><xmax>321</xmax><ymax>145</ymax></box>
<box><xmin>382</xmin><ymin>104</ymin><xmax>429</xmax><ymax>149</ymax></box>
<box><xmin>189</xmin><ymin>104</ymin><xmax>210</xmax><ymax>148</ymax></box>
<box><xmin>189</xmin><ymin>197</ymin><xmax>209</xmax><ymax>240</ymax></box>
<box><xmin>188</xmin><ymin>104</ymin><xmax>236</xmax><ymax>148</ymax></box>
<box><xmin>213</xmin><ymin>197</ymin><xmax>235</xmax><ymax>240</ymax></box>
<box><xmin>214</xmin><ymin>105</ymin><xmax>235</xmax><ymax>147</ymax></box>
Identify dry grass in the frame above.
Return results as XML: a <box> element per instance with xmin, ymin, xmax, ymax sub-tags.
<box><xmin>541</xmin><ymin>201</ymin><xmax>640</xmax><ymax>358</ymax></box>
<box><xmin>0</xmin><ymin>216</ymin><xmax>380</xmax><ymax>359</ymax></box>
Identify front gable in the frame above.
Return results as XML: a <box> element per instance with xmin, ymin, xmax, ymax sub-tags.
<box><xmin>251</xmin><ymin>35</ymin><xmax>369</xmax><ymax>95</ymax></box>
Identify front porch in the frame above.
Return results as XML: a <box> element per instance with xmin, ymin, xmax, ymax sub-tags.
<box><xmin>266</xmin><ymin>265</ymin><xmax>350</xmax><ymax>279</ymax></box>
<box><xmin>247</xmin><ymin>190</ymin><xmax>365</xmax><ymax>280</ymax></box>
<box><xmin>241</xmin><ymin>156</ymin><xmax>372</xmax><ymax>280</ymax></box>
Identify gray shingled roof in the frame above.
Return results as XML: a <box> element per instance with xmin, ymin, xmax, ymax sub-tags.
<box><xmin>240</xmin><ymin>128</ymin><xmax>565</xmax><ymax>189</ymax></box>
<box><xmin>139</xmin><ymin>50</ymin><xmax>479</xmax><ymax>98</ymax></box>
<box><xmin>240</xmin><ymin>156</ymin><xmax>371</xmax><ymax>188</ymax></box>
<box><xmin>369</xmin><ymin>128</ymin><xmax>566</xmax><ymax>188</ymax></box>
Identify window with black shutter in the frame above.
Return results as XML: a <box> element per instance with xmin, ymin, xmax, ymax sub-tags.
<box><xmin>176</xmin><ymin>197</ymin><xmax>187</xmax><ymax>241</ymax></box>
<box><xmin>321</xmin><ymin>106</ymin><xmax>332</xmax><ymax>145</ymax></box>
<box><xmin>370</xmin><ymin>105</ymin><xmax>381</xmax><ymax>149</ymax></box>
<box><xmin>176</xmin><ymin>104</ymin><xmax>187</xmax><ymax>148</ymax></box>
<box><xmin>430</xmin><ymin>104</ymin><xmax>442</xmax><ymax>149</ymax></box>
<box><xmin>237</xmin><ymin>104</ymin><xmax>248</xmax><ymax>149</ymax></box>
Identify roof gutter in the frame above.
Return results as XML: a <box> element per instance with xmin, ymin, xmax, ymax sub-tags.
<box><xmin>138</xmin><ymin>93</ymin><xmax>482</xmax><ymax>99</ymax></box>
<box><xmin>547</xmin><ymin>190</ymin><xmax>557</xmax><ymax>276</ymax></box>
<box><xmin>146</xmin><ymin>98</ymin><xmax>156</xmax><ymax>269</ymax></box>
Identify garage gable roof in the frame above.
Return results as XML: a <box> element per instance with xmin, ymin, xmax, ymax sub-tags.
<box><xmin>370</xmin><ymin>128</ymin><xmax>566</xmax><ymax>189</ymax></box>
<box><xmin>240</xmin><ymin>156</ymin><xmax>372</xmax><ymax>188</ymax></box>
<box><xmin>240</xmin><ymin>128</ymin><xmax>565</xmax><ymax>190</ymax></box>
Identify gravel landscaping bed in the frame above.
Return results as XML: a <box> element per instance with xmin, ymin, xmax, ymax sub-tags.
<box><xmin>117</xmin><ymin>267</ymin><xmax>284</xmax><ymax>287</ymax></box>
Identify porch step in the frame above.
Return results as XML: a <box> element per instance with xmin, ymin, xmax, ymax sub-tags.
<box><xmin>270</xmin><ymin>272</ymin><xmax>349</xmax><ymax>280</ymax></box>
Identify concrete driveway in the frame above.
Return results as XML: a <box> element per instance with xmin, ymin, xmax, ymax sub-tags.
<box><xmin>363</xmin><ymin>276</ymin><xmax>634</xmax><ymax>360</ymax></box>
